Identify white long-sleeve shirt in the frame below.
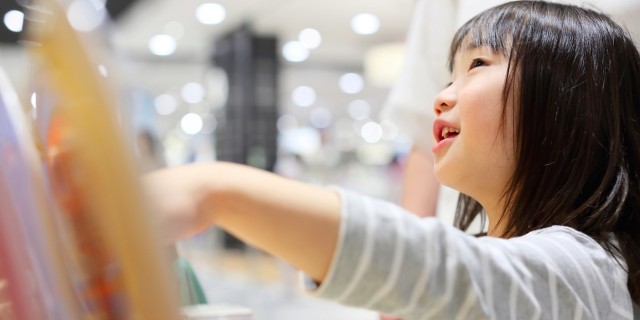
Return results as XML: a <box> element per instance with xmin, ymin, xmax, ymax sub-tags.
<box><xmin>303</xmin><ymin>188</ymin><xmax>639</xmax><ymax>319</ymax></box>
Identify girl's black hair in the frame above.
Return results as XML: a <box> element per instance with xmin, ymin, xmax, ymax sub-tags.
<box><xmin>449</xmin><ymin>1</ymin><xmax>640</xmax><ymax>304</ymax></box>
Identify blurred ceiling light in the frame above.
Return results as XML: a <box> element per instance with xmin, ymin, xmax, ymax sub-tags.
<box><xmin>282</xmin><ymin>41</ymin><xmax>309</xmax><ymax>62</ymax></box>
<box><xmin>181</xmin><ymin>82</ymin><xmax>205</xmax><ymax>104</ymax></box>
<box><xmin>4</xmin><ymin>10</ymin><xmax>23</xmax><ymax>32</ymax></box>
<box><xmin>277</xmin><ymin>114</ymin><xmax>298</xmax><ymax>132</ymax></box>
<box><xmin>381</xmin><ymin>120</ymin><xmax>399</xmax><ymax>141</ymax></box>
<box><xmin>279</xmin><ymin>126</ymin><xmax>320</xmax><ymax>156</ymax></box>
<box><xmin>164</xmin><ymin>21</ymin><xmax>185</xmax><ymax>39</ymax></box>
<box><xmin>361</xmin><ymin>121</ymin><xmax>383</xmax><ymax>143</ymax></box>
<box><xmin>196</xmin><ymin>3</ymin><xmax>226</xmax><ymax>25</ymax></box>
<box><xmin>154</xmin><ymin>94</ymin><xmax>178</xmax><ymax>115</ymax></box>
<box><xmin>98</xmin><ymin>64</ymin><xmax>108</xmax><ymax>77</ymax></box>
<box><xmin>181</xmin><ymin>113</ymin><xmax>204</xmax><ymax>135</ymax></box>
<box><xmin>339</xmin><ymin>73</ymin><xmax>364</xmax><ymax>94</ymax></box>
<box><xmin>347</xmin><ymin>99</ymin><xmax>371</xmax><ymax>120</ymax></box>
<box><xmin>67</xmin><ymin>0</ymin><xmax>107</xmax><ymax>32</ymax></box>
<box><xmin>364</xmin><ymin>42</ymin><xmax>405</xmax><ymax>87</ymax></box>
<box><xmin>299</xmin><ymin>28</ymin><xmax>322</xmax><ymax>49</ymax></box>
<box><xmin>291</xmin><ymin>85</ymin><xmax>316</xmax><ymax>107</ymax></box>
<box><xmin>309</xmin><ymin>108</ymin><xmax>332</xmax><ymax>129</ymax></box>
<box><xmin>351</xmin><ymin>13</ymin><xmax>380</xmax><ymax>35</ymax></box>
<box><xmin>149</xmin><ymin>34</ymin><xmax>177</xmax><ymax>56</ymax></box>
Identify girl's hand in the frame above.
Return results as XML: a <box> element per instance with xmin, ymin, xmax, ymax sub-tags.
<box><xmin>142</xmin><ymin>162</ymin><xmax>342</xmax><ymax>282</ymax></box>
<box><xmin>142</xmin><ymin>164</ymin><xmax>218</xmax><ymax>243</ymax></box>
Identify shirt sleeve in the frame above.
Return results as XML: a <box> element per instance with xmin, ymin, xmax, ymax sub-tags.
<box><xmin>301</xmin><ymin>188</ymin><xmax>635</xmax><ymax>320</ymax></box>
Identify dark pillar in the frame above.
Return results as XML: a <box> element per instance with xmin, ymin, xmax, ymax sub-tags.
<box><xmin>212</xmin><ymin>26</ymin><xmax>279</xmax><ymax>249</ymax></box>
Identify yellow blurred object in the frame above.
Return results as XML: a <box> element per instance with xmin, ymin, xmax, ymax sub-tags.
<box><xmin>27</xmin><ymin>0</ymin><xmax>181</xmax><ymax>318</ymax></box>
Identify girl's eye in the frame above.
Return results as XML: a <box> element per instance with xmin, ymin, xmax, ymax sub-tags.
<box><xmin>469</xmin><ymin>58</ymin><xmax>486</xmax><ymax>70</ymax></box>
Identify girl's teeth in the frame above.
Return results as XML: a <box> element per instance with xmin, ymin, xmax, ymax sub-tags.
<box><xmin>442</xmin><ymin>127</ymin><xmax>460</xmax><ymax>139</ymax></box>
<box><xmin>442</xmin><ymin>127</ymin><xmax>450</xmax><ymax>139</ymax></box>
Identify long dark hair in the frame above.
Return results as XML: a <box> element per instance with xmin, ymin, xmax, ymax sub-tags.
<box><xmin>449</xmin><ymin>1</ymin><xmax>640</xmax><ymax>304</ymax></box>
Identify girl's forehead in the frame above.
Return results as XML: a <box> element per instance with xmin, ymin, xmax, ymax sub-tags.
<box><xmin>460</xmin><ymin>45</ymin><xmax>493</xmax><ymax>56</ymax></box>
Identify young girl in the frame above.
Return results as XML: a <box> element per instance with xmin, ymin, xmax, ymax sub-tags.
<box><xmin>144</xmin><ymin>1</ymin><xmax>640</xmax><ymax>318</ymax></box>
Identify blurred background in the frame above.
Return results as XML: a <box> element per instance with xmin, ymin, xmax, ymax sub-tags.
<box><xmin>1</xmin><ymin>0</ymin><xmax>420</xmax><ymax>199</ymax></box>
<box><xmin>2</xmin><ymin>0</ymin><xmax>640</xmax><ymax>204</ymax></box>
<box><xmin>1</xmin><ymin>0</ymin><xmax>639</xmax><ymax>319</ymax></box>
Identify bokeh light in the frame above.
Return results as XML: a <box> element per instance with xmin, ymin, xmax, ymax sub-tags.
<box><xmin>181</xmin><ymin>113</ymin><xmax>204</xmax><ymax>135</ymax></box>
<box><xmin>149</xmin><ymin>34</ymin><xmax>177</xmax><ymax>56</ymax></box>
<box><xmin>196</xmin><ymin>3</ymin><xmax>226</xmax><ymax>25</ymax></box>
<box><xmin>299</xmin><ymin>28</ymin><xmax>322</xmax><ymax>49</ymax></box>
<box><xmin>282</xmin><ymin>41</ymin><xmax>310</xmax><ymax>62</ymax></box>
<box><xmin>291</xmin><ymin>86</ymin><xmax>316</xmax><ymax>107</ymax></box>
<box><xmin>3</xmin><ymin>10</ymin><xmax>24</xmax><ymax>33</ymax></box>
<box><xmin>309</xmin><ymin>108</ymin><xmax>332</xmax><ymax>129</ymax></box>
<box><xmin>351</xmin><ymin>13</ymin><xmax>380</xmax><ymax>35</ymax></box>
<box><xmin>181</xmin><ymin>82</ymin><xmax>206</xmax><ymax>104</ymax></box>
<box><xmin>339</xmin><ymin>73</ymin><xmax>364</xmax><ymax>94</ymax></box>
<box><xmin>154</xmin><ymin>94</ymin><xmax>178</xmax><ymax>115</ymax></box>
<box><xmin>361</xmin><ymin>121</ymin><xmax>383</xmax><ymax>143</ymax></box>
<box><xmin>67</xmin><ymin>0</ymin><xmax>107</xmax><ymax>32</ymax></box>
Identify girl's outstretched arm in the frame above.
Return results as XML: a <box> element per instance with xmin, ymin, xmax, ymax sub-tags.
<box><xmin>143</xmin><ymin>162</ymin><xmax>341</xmax><ymax>282</ymax></box>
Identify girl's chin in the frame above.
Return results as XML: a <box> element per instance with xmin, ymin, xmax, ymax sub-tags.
<box><xmin>433</xmin><ymin>163</ymin><xmax>454</xmax><ymax>186</ymax></box>
<box><xmin>434</xmin><ymin>160</ymin><xmax>467</xmax><ymax>192</ymax></box>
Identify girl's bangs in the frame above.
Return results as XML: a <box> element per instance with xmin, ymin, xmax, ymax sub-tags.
<box><xmin>448</xmin><ymin>6</ymin><xmax>525</xmax><ymax>71</ymax></box>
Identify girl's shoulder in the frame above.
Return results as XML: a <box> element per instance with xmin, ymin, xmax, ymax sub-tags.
<box><xmin>527</xmin><ymin>225</ymin><xmax>599</xmax><ymax>243</ymax></box>
<box><xmin>516</xmin><ymin>225</ymin><xmax>634</xmax><ymax>318</ymax></box>
<box><xmin>518</xmin><ymin>225</ymin><xmax>627</xmax><ymax>281</ymax></box>
<box><xmin>523</xmin><ymin>225</ymin><xmax>617</xmax><ymax>257</ymax></box>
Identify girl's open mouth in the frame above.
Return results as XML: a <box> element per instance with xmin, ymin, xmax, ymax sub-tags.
<box><xmin>433</xmin><ymin>120</ymin><xmax>461</xmax><ymax>143</ymax></box>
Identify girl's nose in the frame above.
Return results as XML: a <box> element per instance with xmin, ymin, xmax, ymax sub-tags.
<box><xmin>434</xmin><ymin>84</ymin><xmax>456</xmax><ymax>116</ymax></box>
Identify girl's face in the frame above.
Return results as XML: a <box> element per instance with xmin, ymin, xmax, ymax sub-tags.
<box><xmin>432</xmin><ymin>45</ymin><xmax>515</xmax><ymax>213</ymax></box>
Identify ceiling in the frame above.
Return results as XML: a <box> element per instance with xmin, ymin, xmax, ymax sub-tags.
<box><xmin>111</xmin><ymin>0</ymin><xmax>640</xmax><ymax>65</ymax></box>
<box><xmin>106</xmin><ymin>0</ymin><xmax>418</xmax><ymax>135</ymax></box>
<box><xmin>106</xmin><ymin>0</ymin><xmax>640</xmax><ymax>109</ymax></box>
<box><xmin>112</xmin><ymin>0</ymin><xmax>415</xmax><ymax>69</ymax></box>
<box><xmin>2</xmin><ymin>0</ymin><xmax>638</xmax><ymax>83</ymax></box>
<box><xmin>2</xmin><ymin>0</ymin><xmax>638</xmax><ymax>91</ymax></box>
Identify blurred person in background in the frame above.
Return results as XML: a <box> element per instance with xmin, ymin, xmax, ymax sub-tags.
<box><xmin>136</xmin><ymin>129</ymin><xmax>166</xmax><ymax>173</ymax></box>
<box><xmin>381</xmin><ymin>0</ymin><xmax>508</xmax><ymax>223</ymax></box>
